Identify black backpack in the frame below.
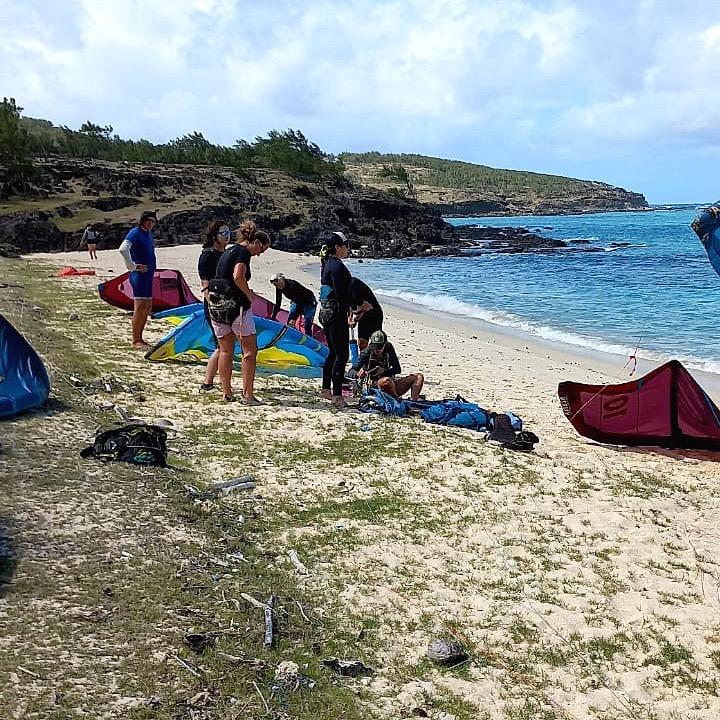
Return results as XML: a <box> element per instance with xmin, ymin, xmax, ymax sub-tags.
<box><xmin>207</xmin><ymin>278</ymin><xmax>249</xmax><ymax>325</ymax></box>
<box><xmin>80</xmin><ymin>423</ymin><xmax>168</xmax><ymax>466</ymax></box>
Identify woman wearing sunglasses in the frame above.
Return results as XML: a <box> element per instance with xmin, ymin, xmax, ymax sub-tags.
<box><xmin>197</xmin><ymin>220</ymin><xmax>231</xmax><ymax>391</ymax></box>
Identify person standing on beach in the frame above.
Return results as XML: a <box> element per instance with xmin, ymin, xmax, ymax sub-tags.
<box><xmin>198</xmin><ymin>220</ymin><xmax>231</xmax><ymax>392</ymax></box>
<box><xmin>319</xmin><ymin>231</ymin><xmax>353</xmax><ymax>409</ymax></box>
<box><xmin>269</xmin><ymin>273</ymin><xmax>317</xmax><ymax>337</ymax></box>
<box><xmin>83</xmin><ymin>224</ymin><xmax>98</xmax><ymax>259</ymax></box>
<box><xmin>208</xmin><ymin>221</ymin><xmax>270</xmax><ymax>404</ymax></box>
<box><xmin>118</xmin><ymin>211</ymin><xmax>157</xmax><ymax>349</ymax></box>
<box><xmin>349</xmin><ymin>277</ymin><xmax>383</xmax><ymax>349</ymax></box>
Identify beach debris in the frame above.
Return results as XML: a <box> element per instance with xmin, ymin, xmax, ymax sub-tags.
<box><xmin>184</xmin><ymin>476</ymin><xmax>256</xmax><ymax>501</ymax></box>
<box><xmin>68</xmin><ymin>311</ymin><xmax>80</xmax><ymax>321</ymax></box>
<box><xmin>288</xmin><ymin>549</ymin><xmax>308</xmax><ymax>575</ymax></box>
<box><xmin>240</xmin><ymin>592</ymin><xmax>270</xmax><ymax>610</ymax></box>
<box><xmin>271</xmin><ymin>660</ymin><xmax>316</xmax><ymax>696</ymax></box>
<box><xmin>99</xmin><ymin>400</ymin><xmax>115</xmax><ymax>411</ymax></box>
<box><xmin>322</xmin><ymin>657</ymin><xmax>375</xmax><ymax>677</ymax></box>
<box><xmin>264</xmin><ymin>594</ymin><xmax>276</xmax><ymax>648</ymax></box>
<box><xmin>184</xmin><ymin>632</ymin><xmax>216</xmax><ymax>654</ymax></box>
<box><xmin>426</xmin><ymin>637</ymin><xmax>468</xmax><ymax>666</ymax></box>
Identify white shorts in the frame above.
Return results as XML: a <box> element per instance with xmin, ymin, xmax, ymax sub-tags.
<box><xmin>212</xmin><ymin>308</ymin><xmax>256</xmax><ymax>339</ymax></box>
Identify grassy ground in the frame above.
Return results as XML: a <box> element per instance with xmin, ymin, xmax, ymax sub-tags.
<box><xmin>4</xmin><ymin>257</ymin><xmax>720</xmax><ymax>720</ymax></box>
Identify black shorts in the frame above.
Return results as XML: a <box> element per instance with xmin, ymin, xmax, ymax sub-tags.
<box><xmin>357</xmin><ymin>309</ymin><xmax>383</xmax><ymax>340</ymax></box>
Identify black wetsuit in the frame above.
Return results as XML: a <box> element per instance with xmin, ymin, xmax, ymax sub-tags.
<box><xmin>351</xmin><ymin>343</ymin><xmax>401</xmax><ymax>380</ymax></box>
<box><xmin>350</xmin><ymin>278</ymin><xmax>383</xmax><ymax>340</ymax></box>
<box><xmin>272</xmin><ymin>279</ymin><xmax>317</xmax><ymax>335</ymax></box>
<box><xmin>198</xmin><ymin>247</ymin><xmax>224</xmax><ymax>343</ymax></box>
<box><xmin>320</xmin><ymin>255</ymin><xmax>352</xmax><ymax>396</ymax></box>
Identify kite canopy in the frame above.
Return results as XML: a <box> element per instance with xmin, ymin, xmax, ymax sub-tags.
<box><xmin>98</xmin><ymin>269</ymin><xmax>199</xmax><ymax>312</ymax></box>
<box><xmin>154</xmin><ymin>294</ymin><xmax>326</xmax><ymax>343</ymax></box>
<box><xmin>558</xmin><ymin>360</ymin><xmax>720</xmax><ymax>450</ymax></box>
<box><xmin>692</xmin><ymin>201</ymin><xmax>720</xmax><ymax>279</ymax></box>
<box><xmin>146</xmin><ymin>306</ymin><xmax>328</xmax><ymax>377</ymax></box>
<box><xmin>0</xmin><ymin>314</ymin><xmax>51</xmax><ymax>418</ymax></box>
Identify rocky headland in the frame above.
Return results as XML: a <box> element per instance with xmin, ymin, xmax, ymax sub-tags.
<box><xmin>0</xmin><ymin>157</ymin><xmax>642</xmax><ymax>260</ymax></box>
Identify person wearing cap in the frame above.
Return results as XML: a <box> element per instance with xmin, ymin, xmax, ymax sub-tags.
<box><xmin>118</xmin><ymin>210</ymin><xmax>158</xmax><ymax>348</ymax></box>
<box><xmin>351</xmin><ymin>330</ymin><xmax>424</xmax><ymax>400</ymax></box>
<box><xmin>319</xmin><ymin>231</ymin><xmax>353</xmax><ymax>408</ymax></box>
<box><xmin>269</xmin><ymin>273</ymin><xmax>317</xmax><ymax>337</ymax></box>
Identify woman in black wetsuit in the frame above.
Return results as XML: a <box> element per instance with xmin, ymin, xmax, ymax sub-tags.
<box><xmin>198</xmin><ymin>220</ymin><xmax>230</xmax><ymax>392</ymax></box>
<box><xmin>319</xmin><ymin>232</ymin><xmax>352</xmax><ymax>409</ymax></box>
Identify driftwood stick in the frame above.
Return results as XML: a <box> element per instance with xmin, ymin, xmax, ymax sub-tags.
<box><xmin>208</xmin><ymin>475</ymin><xmax>256</xmax><ymax>495</ymax></box>
<box><xmin>170</xmin><ymin>653</ymin><xmax>202</xmax><ymax>678</ymax></box>
<box><xmin>295</xmin><ymin>600</ymin><xmax>311</xmax><ymax>623</ymax></box>
<box><xmin>240</xmin><ymin>592</ymin><xmax>268</xmax><ymax>610</ymax></box>
<box><xmin>264</xmin><ymin>594</ymin><xmax>276</xmax><ymax>648</ymax></box>
<box><xmin>253</xmin><ymin>681</ymin><xmax>270</xmax><ymax>714</ymax></box>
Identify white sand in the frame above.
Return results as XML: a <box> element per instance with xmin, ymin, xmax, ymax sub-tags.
<box><xmin>34</xmin><ymin>245</ymin><xmax>720</xmax><ymax>719</ymax></box>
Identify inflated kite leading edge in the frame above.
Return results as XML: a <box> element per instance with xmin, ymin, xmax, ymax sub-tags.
<box><xmin>558</xmin><ymin>360</ymin><xmax>720</xmax><ymax>450</ymax></box>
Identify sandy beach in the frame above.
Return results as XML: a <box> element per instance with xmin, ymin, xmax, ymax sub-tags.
<box><xmin>24</xmin><ymin>244</ymin><xmax>720</xmax><ymax>719</ymax></box>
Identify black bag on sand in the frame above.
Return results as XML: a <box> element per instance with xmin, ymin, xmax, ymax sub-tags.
<box><xmin>487</xmin><ymin>414</ymin><xmax>539</xmax><ymax>453</ymax></box>
<box><xmin>80</xmin><ymin>423</ymin><xmax>168</xmax><ymax>466</ymax></box>
<box><xmin>206</xmin><ymin>278</ymin><xmax>248</xmax><ymax>325</ymax></box>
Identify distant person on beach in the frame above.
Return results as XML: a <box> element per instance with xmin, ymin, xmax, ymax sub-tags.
<box><xmin>118</xmin><ymin>211</ymin><xmax>157</xmax><ymax>349</ymax></box>
<box><xmin>352</xmin><ymin>330</ymin><xmax>424</xmax><ymax>400</ymax></box>
<box><xmin>207</xmin><ymin>221</ymin><xmax>270</xmax><ymax>404</ymax></box>
<box><xmin>269</xmin><ymin>273</ymin><xmax>317</xmax><ymax>337</ymax></box>
<box><xmin>198</xmin><ymin>220</ymin><xmax>231</xmax><ymax>392</ymax></box>
<box><xmin>319</xmin><ymin>231</ymin><xmax>353</xmax><ymax>409</ymax></box>
<box><xmin>83</xmin><ymin>224</ymin><xmax>98</xmax><ymax>259</ymax></box>
<box><xmin>349</xmin><ymin>277</ymin><xmax>383</xmax><ymax>349</ymax></box>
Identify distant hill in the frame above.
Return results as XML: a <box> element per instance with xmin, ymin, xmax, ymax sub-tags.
<box><xmin>342</xmin><ymin>152</ymin><xmax>648</xmax><ymax>215</ymax></box>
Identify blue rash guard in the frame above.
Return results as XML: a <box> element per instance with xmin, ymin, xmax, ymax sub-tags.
<box><xmin>125</xmin><ymin>226</ymin><xmax>156</xmax><ymax>299</ymax></box>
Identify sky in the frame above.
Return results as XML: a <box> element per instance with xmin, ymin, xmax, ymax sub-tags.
<box><xmin>1</xmin><ymin>0</ymin><xmax>719</xmax><ymax>204</ymax></box>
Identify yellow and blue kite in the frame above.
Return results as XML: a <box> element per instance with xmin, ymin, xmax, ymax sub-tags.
<box><xmin>146</xmin><ymin>304</ymin><xmax>328</xmax><ymax>377</ymax></box>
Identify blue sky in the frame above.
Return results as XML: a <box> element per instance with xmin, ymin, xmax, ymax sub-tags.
<box><xmin>1</xmin><ymin>0</ymin><xmax>718</xmax><ymax>203</ymax></box>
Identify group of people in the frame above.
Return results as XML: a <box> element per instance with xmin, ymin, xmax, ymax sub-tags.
<box><xmin>117</xmin><ymin>212</ymin><xmax>424</xmax><ymax>408</ymax></box>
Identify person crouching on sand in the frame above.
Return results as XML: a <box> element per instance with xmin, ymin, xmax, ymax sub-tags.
<box><xmin>198</xmin><ymin>220</ymin><xmax>231</xmax><ymax>392</ymax></box>
<box><xmin>352</xmin><ymin>330</ymin><xmax>424</xmax><ymax>400</ymax></box>
<box><xmin>207</xmin><ymin>221</ymin><xmax>270</xmax><ymax>404</ymax></box>
<box><xmin>118</xmin><ymin>210</ymin><xmax>157</xmax><ymax>349</ymax></box>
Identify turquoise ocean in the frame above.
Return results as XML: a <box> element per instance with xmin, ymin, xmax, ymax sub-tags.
<box><xmin>349</xmin><ymin>208</ymin><xmax>720</xmax><ymax>374</ymax></box>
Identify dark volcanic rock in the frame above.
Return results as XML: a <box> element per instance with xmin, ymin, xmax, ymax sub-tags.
<box><xmin>0</xmin><ymin>211</ymin><xmax>68</xmax><ymax>253</ymax></box>
<box><xmin>457</xmin><ymin>224</ymin><xmax>567</xmax><ymax>253</ymax></box>
<box><xmin>91</xmin><ymin>195</ymin><xmax>139</xmax><ymax>212</ymax></box>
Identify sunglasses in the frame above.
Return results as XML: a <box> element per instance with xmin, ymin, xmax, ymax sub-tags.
<box><xmin>218</xmin><ymin>229</ymin><xmax>231</xmax><ymax>237</ymax></box>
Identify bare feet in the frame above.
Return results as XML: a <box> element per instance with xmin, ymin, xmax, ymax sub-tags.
<box><xmin>321</xmin><ymin>389</ymin><xmax>332</xmax><ymax>400</ymax></box>
<box><xmin>132</xmin><ymin>341</ymin><xmax>151</xmax><ymax>350</ymax></box>
<box><xmin>242</xmin><ymin>395</ymin><xmax>262</xmax><ymax>406</ymax></box>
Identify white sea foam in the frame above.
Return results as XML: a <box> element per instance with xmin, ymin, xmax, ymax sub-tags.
<box><xmin>377</xmin><ymin>288</ymin><xmax>720</xmax><ymax>374</ymax></box>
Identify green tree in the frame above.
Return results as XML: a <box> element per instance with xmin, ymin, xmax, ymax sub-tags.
<box><xmin>0</xmin><ymin>97</ymin><xmax>35</xmax><ymax>185</ymax></box>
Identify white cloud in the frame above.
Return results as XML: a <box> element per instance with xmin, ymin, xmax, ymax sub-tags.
<box><xmin>1</xmin><ymin>0</ymin><xmax>720</xmax><ymax>199</ymax></box>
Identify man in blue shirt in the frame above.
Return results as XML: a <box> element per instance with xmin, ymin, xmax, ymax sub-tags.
<box><xmin>118</xmin><ymin>210</ymin><xmax>157</xmax><ymax>348</ymax></box>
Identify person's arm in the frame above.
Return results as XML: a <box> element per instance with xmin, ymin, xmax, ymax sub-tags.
<box><xmin>82</xmin><ymin>228</ymin><xmax>89</xmax><ymax>242</ymax></box>
<box><xmin>233</xmin><ymin>263</ymin><xmax>253</xmax><ymax>305</ymax></box>
<box><xmin>352</xmin><ymin>348</ymin><xmax>370</xmax><ymax>374</ymax></box>
<box><xmin>331</xmin><ymin>261</ymin><xmax>353</xmax><ymax>307</ymax></box>
<box><xmin>118</xmin><ymin>237</ymin><xmax>138</xmax><ymax>272</ymax></box>
<box><xmin>271</xmin><ymin>287</ymin><xmax>282</xmax><ymax>320</ymax></box>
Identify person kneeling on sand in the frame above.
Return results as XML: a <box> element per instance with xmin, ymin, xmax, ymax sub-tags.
<box><xmin>351</xmin><ymin>330</ymin><xmax>424</xmax><ymax>400</ymax></box>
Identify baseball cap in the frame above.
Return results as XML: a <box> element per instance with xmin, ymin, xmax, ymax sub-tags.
<box><xmin>369</xmin><ymin>330</ymin><xmax>387</xmax><ymax>349</ymax></box>
<box><xmin>270</xmin><ymin>273</ymin><xmax>284</xmax><ymax>283</ymax></box>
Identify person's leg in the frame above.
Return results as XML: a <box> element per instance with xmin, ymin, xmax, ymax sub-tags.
<box><xmin>287</xmin><ymin>302</ymin><xmax>299</xmax><ymax>330</ymax></box>
<box><xmin>303</xmin><ymin>303</ymin><xmax>316</xmax><ymax>338</ymax></box>
<box><xmin>240</xmin><ymin>332</ymin><xmax>258</xmax><ymax>402</ymax></box>
<box><xmin>410</xmin><ymin>372</ymin><xmax>424</xmax><ymax>400</ymax></box>
<box><xmin>203</xmin><ymin>349</ymin><xmax>220</xmax><ymax>387</ymax></box>
<box><xmin>322</xmin><ymin>320</ymin><xmax>337</xmax><ymax>398</ymax></box>
<box><xmin>131</xmin><ymin>299</ymin><xmax>152</xmax><ymax>347</ymax></box>
<box><xmin>217</xmin><ymin>332</ymin><xmax>236</xmax><ymax>399</ymax></box>
<box><xmin>331</xmin><ymin>320</ymin><xmax>350</xmax><ymax>399</ymax></box>
<box><xmin>377</xmin><ymin>377</ymin><xmax>397</xmax><ymax>396</ymax></box>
